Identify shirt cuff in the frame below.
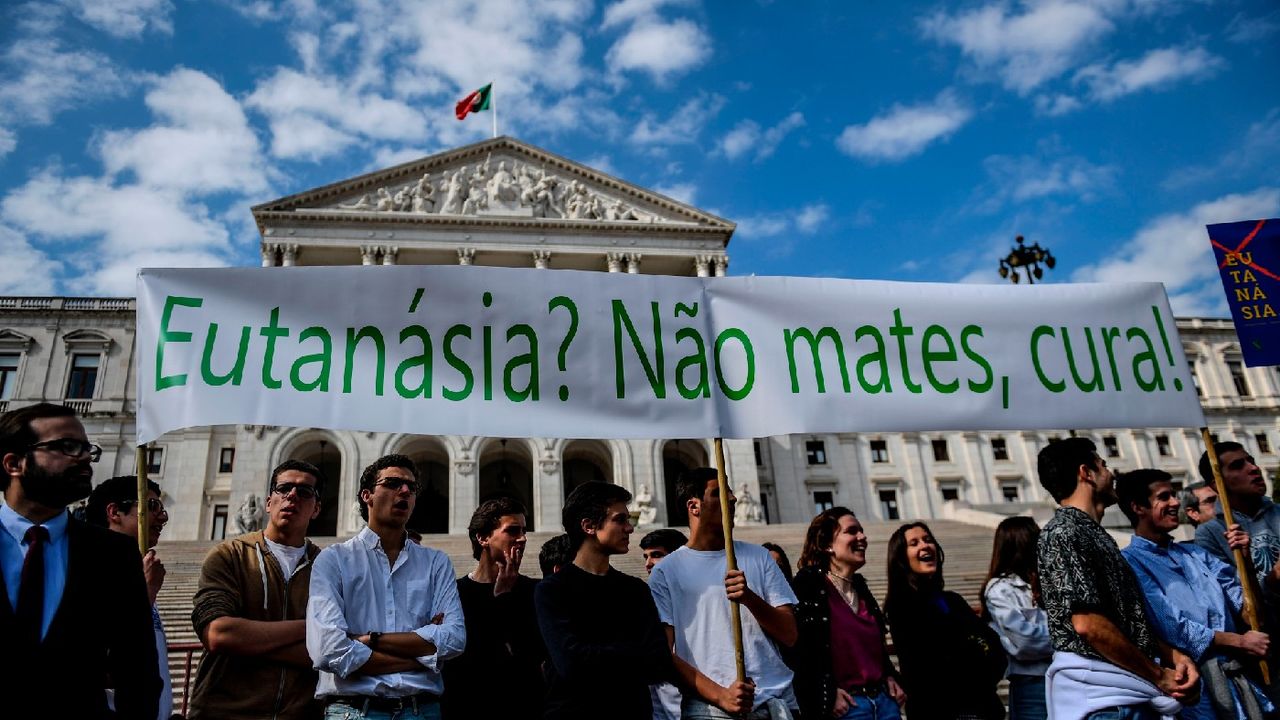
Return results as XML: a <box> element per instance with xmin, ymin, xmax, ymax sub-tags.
<box><xmin>413</xmin><ymin>625</ymin><xmax>441</xmax><ymax>670</ymax></box>
<box><xmin>335</xmin><ymin>639</ymin><xmax>374</xmax><ymax>678</ymax></box>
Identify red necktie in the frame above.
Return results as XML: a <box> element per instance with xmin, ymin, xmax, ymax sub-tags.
<box><xmin>16</xmin><ymin>525</ymin><xmax>49</xmax><ymax>646</ymax></box>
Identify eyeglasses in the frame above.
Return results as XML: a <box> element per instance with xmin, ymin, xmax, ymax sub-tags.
<box><xmin>121</xmin><ymin>498</ymin><xmax>167</xmax><ymax>514</ymax></box>
<box><xmin>29</xmin><ymin>438</ymin><xmax>102</xmax><ymax>462</ymax></box>
<box><xmin>271</xmin><ymin>482</ymin><xmax>319</xmax><ymax>500</ymax></box>
<box><xmin>375</xmin><ymin>478</ymin><xmax>420</xmax><ymax>495</ymax></box>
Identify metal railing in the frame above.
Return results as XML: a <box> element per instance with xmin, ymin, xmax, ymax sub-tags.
<box><xmin>168</xmin><ymin>641</ymin><xmax>204</xmax><ymax>717</ymax></box>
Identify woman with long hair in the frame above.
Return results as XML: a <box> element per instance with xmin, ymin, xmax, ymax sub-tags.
<box><xmin>792</xmin><ymin>507</ymin><xmax>905</xmax><ymax>719</ymax></box>
<box><xmin>982</xmin><ymin>517</ymin><xmax>1052</xmax><ymax>720</ymax></box>
<box><xmin>884</xmin><ymin>522</ymin><xmax>1006</xmax><ymax>720</ymax></box>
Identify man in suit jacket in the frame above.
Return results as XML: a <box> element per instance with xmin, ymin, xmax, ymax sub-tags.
<box><xmin>0</xmin><ymin>403</ymin><xmax>160</xmax><ymax>718</ymax></box>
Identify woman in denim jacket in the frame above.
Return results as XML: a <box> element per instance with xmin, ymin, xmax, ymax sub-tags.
<box><xmin>982</xmin><ymin>517</ymin><xmax>1053</xmax><ymax>720</ymax></box>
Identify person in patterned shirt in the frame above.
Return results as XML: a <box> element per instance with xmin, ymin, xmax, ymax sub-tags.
<box><xmin>1036</xmin><ymin>437</ymin><xmax>1199</xmax><ymax>720</ymax></box>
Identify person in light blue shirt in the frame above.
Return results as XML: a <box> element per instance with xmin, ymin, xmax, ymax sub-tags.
<box><xmin>1118</xmin><ymin>468</ymin><xmax>1273</xmax><ymax>720</ymax></box>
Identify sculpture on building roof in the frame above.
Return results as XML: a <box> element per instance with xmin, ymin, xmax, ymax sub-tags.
<box><xmin>235</xmin><ymin>493</ymin><xmax>265</xmax><ymax>533</ymax></box>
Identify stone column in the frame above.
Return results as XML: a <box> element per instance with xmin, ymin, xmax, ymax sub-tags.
<box><xmin>381</xmin><ymin>246</ymin><xmax>398</xmax><ymax>265</ymax></box>
<box><xmin>260</xmin><ymin>243</ymin><xmax>277</xmax><ymax>267</ymax></box>
<box><xmin>606</xmin><ymin>252</ymin><xmax>626</xmax><ymax>273</ymax></box>
<box><xmin>714</xmin><ymin>256</ymin><xmax>729</xmax><ymax>277</ymax></box>
<box><xmin>281</xmin><ymin>244</ymin><xmax>299</xmax><ymax>267</ymax></box>
<box><xmin>533</xmin><ymin>250</ymin><xmax>552</xmax><ymax>269</ymax></box>
<box><xmin>626</xmin><ymin>253</ymin><xmax>642</xmax><ymax>274</ymax></box>
<box><xmin>694</xmin><ymin>255</ymin><xmax>712</xmax><ymax>277</ymax></box>
<box><xmin>360</xmin><ymin>245</ymin><xmax>378</xmax><ymax>265</ymax></box>
<box><xmin>458</xmin><ymin>248</ymin><xmax>475</xmax><ymax>266</ymax></box>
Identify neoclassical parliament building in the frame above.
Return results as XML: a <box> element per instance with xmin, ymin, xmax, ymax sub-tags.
<box><xmin>1</xmin><ymin>137</ymin><xmax>1276</xmax><ymax>540</ymax></box>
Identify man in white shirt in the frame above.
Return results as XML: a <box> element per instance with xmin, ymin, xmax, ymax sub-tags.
<box><xmin>308</xmin><ymin>453</ymin><xmax>465</xmax><ymax>720</ymax></box>
<box><xmin>648</xmin><ymin>468</ymin><xmax>799</xmax><ymax>719</ymax></box>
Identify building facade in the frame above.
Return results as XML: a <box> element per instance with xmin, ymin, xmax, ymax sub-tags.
<box><xmin>2</xmin><ymin>138</ymin><xmax>1276</xmax><ymax>539</ymax></box>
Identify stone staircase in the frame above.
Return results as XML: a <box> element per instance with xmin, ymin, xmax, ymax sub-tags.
<box><xmin>156</xmin><ymin>518</ymin><xmax>1003</xmax><ymax>713</ymax></box>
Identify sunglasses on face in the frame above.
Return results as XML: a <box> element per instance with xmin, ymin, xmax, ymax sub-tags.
<box><xmin>29</xmin><ymin>438</ymin><xmax>102</xmax><ymax>462</ymax></box>
<box><xmin>271</xmin><ymin>482</ymin><xmax>319</xmax><ymax>500</ymax></box>
<box><xmin>375</xmin><ymin>478</ymin><xmax>420</xmax><ymax>495</ymax></box>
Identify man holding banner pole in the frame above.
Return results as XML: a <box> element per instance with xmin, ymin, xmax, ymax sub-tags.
<box><xmin>649</xmin><ymin>466</ymin><xmax>799</xmax><ymax>719</ymax></box>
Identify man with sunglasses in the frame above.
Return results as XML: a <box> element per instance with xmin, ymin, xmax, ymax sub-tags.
<box><xmin>87</xmin><ymin>474</ymin><xmax>173</xmax><ymax>719</ymax></box>
<box><xmin>188</xmin><ymin>459</ymin><xmax>325</xmax><ymax>720</ymax></box>
<box><xmin>308</xmin><ymin>454</ymin><xmax>465</xmax><ymax>720</ymax></box>
<box><xmin>0</xmin><ymin>403</ymin><xmax>160</xmax><ymax>717</ymax></box>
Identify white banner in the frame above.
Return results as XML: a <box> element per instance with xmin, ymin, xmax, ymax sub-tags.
<box><xmin>136</xmin><ymin>266</ymin><xmax>1205</xmax><ymax>444</ymax></box>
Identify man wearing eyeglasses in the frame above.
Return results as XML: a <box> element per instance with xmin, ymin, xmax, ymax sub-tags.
<box><xmin>0</xmin><ymin>403</ymin><xmax>160</xmax><ymax>717</ymax></box>
<box><xmin>307</xmin><ymin>454</ymin><xmax>466</xmax><ymax>720</ymax></box>
<box><xmin>188</xmin><ymin>459</ymin><xmax>325</xmax><ymax>720</ymax></box>
<box><xmin>1179</xmin><ymin>482</ymin><xmax>1219</xmax><ymax>529</ymax></box>
<box><xmin>86</xmin><ymin>474</ymin><xmax>173</xmax><ymax>720</ymax></box>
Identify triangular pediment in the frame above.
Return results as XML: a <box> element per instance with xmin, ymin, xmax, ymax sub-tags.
<box><xmin>252</xmin><ymin>137</ymin><xmax>733</xmax><ymax>235</ymax></box>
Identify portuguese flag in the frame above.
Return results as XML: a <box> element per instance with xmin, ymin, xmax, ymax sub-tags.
<box><xmin>455</xmin><ymin>83</ymin><xmax>492</xmax><ymax>120</ymax></box>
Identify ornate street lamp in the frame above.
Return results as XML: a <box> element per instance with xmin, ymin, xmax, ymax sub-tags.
<box><xmin>998</xmin><ymin>235</ymin><xmax>1056</xmax><ymax>285</ymax></box>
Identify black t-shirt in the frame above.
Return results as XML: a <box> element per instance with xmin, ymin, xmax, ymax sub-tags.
<box><xmin>442</xmin><ymin>574</ymin><xmax>546</xmax><ymax>718</ymax></box>
<box><xmin>534</xmin><ymin>563</ymin><xmax>673</xmax><ymax>720</ymax></box>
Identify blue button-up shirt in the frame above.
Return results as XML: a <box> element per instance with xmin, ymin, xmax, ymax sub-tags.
<box><xmin>0</xmin><ymin>499</ymin><xmax>69</xmax><ymax>640</ymax></box>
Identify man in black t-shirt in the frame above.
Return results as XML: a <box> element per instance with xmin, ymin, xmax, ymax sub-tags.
<box><xmin>443</xmin><ymin>496</ymin><xmax>546</xmax><ymax>717</ymax></box>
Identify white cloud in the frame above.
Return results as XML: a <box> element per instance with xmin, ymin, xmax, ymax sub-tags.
<box><xmin>0</xmin><ymin>37</ymin><xmax>130</xmax><ymax>126</ymax></box>
<box><xmin>974</xmin><ymin>150</ymin><xmax>1118</xmax><ymax>213</ymax></box>
<box><xmin>836</xmin><ymin>92</ymin><xmax>972</xmax><ymax>163</ymax></box>
<box><xmin>654</xmin><ymin>182</ymin><xmax>697</xmax><ymax>204</ymax></box>
<box><xmin>99</xmin><ymin>68</ymin><xmax>270</xmax><ymax>195</ymax></box>
<box><xmin>631</xmin><ymin>93</ymin><xmax>725</xmax><ymax>147</ymax></box>
<box><xmin>1071</xmin><ymin>188</ymin><xmax>1280</xmax><ymax>315</ymax></box>
<box><xmin>606</xmin><ymin>18</ymin><xmax>711</xmax><ymax>82</ymax></box>
<box><xmin>0</xmin><ymin>128</ymin><xmax>14</xmax><ymax>159</ymax></box>
<box><xmin>1226</xmin><ymin>11</ymin><xmax>1280</xmax><ymax>44</ymax></box>
<box><xmin>1033</xmin><ymin>93</ymin><xmax>1084</xmax><ymax>116</ymax></box>
<box><xmin>0</xmin><ymin>225</ymin><xmax>57</xmax><ymax>295</ymax></box>
<box><xmin>734</xmin><ymin>203</ymin><xmax>831</xmax><ymax>256</ymax></box>
<box><xmin>1074</xmin><ymin>46</ymin><xmax>1225</xmax><ymax>102</ymax></box>
<box><xmin>921</xmin><ymin>1</ymin><xmax>1114</xmax><ymax>94</ymax></box>
<box><xmin>62</xmin><ymin>0</ymin><xmax>174</xmax><ymax>38</ymax></box>
<box><xmin>1163</xmin><ymin>109</ymin><xmax>1280</xmax><ymax>191</ymax></box>
<box><xmin>718</xmin><ymin>111</ymin><xmax>804</xmax><ymax>161</ymax></box>
<box><xmin>601</xmin><ymin>0</ymin><xmax>696</xmax><ymax>29</ymax></box>
<box><xmin>794</xmin><ymin>203</ymin><xmax>830</xmax><ymax>233</ymax></box>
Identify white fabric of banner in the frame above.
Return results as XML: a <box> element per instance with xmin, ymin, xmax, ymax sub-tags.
<box><xmin>136</xmin><ymin>266</ymin><xmax>1205</xmax><ymax>443</ymax></box>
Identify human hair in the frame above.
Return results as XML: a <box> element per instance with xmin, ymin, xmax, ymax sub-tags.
<box><xmin>1178</xmin><ymin>481</ymin><xmax>1212</xmax><ymax>524</ymax></box>
<box><xmin>674</xmin><ymin>466</ymin><xmax>719</xmax><ymax>507</ymax></box>
<box><xmin>980</xmin><ymin>516</ymin><xmax>1041</xmax><ymax>618</ymax></box>
<box><xmin>0</xmin><ymin>403</ymin><xmax>78</xmax><ymax>491</ymax></box>
<box><xmin>85</xmin><ymin>475</ymin><xmax>162</xmax><ymax>528</ymax></box>
<box><xmin>539</xmin><ymin>533</ymin><xmax>575</xmax><ymax>577</ymax></box>
<box><xmin>468</xmin><ymin>496</ymin><xmax>528</xmax><ymax>559</ymax></box>
<box><xmin>762</xmin><ymin>542</ymin><xmax>795</xmax><ymax>584</ymax></box>
<box><xmin>561</xmin><ymin>481</ymin><xmax>631</xmax><ymax>549</ymax></box>
<box><xmin>1199</xmin><ymin>441</ymin><xmax>1246</xmax><ymax>483</ymax></box>
<box><xmin>885</xmin><ymin>521</ymin><xmax>946</xmax><ymax>608</ymax></box>
<box><xmin>798</xmin><ymin>506</ymin><xmax>856</xmax><ymax>571</ymax></box>
<box><xmin>639</xmin><ymin>528</ymin><xmax>688</xmax><ymax>553</ymax></box>
<box><xmin>271</xmin><ymin>458</ymin><xmax>326</xmax><ymax>497</ymax></box>
<box><xmin>1116</xmin><ymin>468</ymin><xmax>1173</xmax><ymax>527</ymax></box>
<box><xmin>357</xmin><ymin>454</ymin><xmax>417</xmax><ymax>521</ymax></box>
<box><xmin>1037</xmin><ymin>437</ymin><xmax>1099</xmax><ymax>502</ymax></box>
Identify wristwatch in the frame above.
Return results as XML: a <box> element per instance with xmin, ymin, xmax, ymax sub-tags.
<box><xmin>368</xmin><ymin>632</ymin><xmax>382</xmax><ymax>650</ymax></box>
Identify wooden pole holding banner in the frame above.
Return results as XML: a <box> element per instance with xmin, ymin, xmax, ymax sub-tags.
<box><xmin>135</xmin><ymin>444</ymin><xmax>149</xmax><ymax>556</ymax></box>
<box><xmin>1201</xmin><ymin>427</ymin><xmax>1270</xmax><ymax>684</ymax></box>
<box><xmin>713</xmin><ymin>438</ymin><xmax>747</xmax><ymax>683</ymax></box>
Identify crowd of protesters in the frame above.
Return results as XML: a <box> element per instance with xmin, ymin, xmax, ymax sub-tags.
<box><xmin>1</xmin><ymin>402</ymin><xmax>1277</xmax><ymax>719</ymax></box>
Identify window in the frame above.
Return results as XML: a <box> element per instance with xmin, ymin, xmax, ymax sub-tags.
<box><xmin>1156</xmin><ymin>435</ymin><xmax>1172</xmax><ymax>457</ymax></box>
<box><xmin>1228</xmin><ymin>361</ymin><xmax>1251</xmax><ymax>397</ymax></box>
<box><xmin>65</xmin><ymin>353</ymin><xmax>99</xmax><ymax>399</ymax></box>
<box><xmin>0</xmin><ymin>353</ymin><xmax>17</xmax><ymax>400</ymax></box>
<box><xmin>753</xmin><ymin>440</ymin><xmax>762</xmax><ymax>467</ymax></box>
<box><xmin>879</xmin><ymin>489</ymin><xmax>900</xmax><ymax>520</ymax></box>
<box><xmin>146</xmin><ymin>447</ymin><xmax>164</xmax><ymax>474</ymax></box>
<box><xmin>806</xmin><ymin>440</ymin><xmax>827</xmax><ymax>465</ymax></box>
<box><xmin>1190</xmin><ymin>364</ymin><xmax>1203</xmax><ymax>397</ymax></box>
<box><xmin>870</xmin><ymin>440</ymin><xmax>889</xmax><ymax>463</ymax></box>
<box><xmin>992</xmin><ymin>437</ymin><xmax>1009</xmax><ymax>461</ymax></box>
<box><xmin>219</xmin><ymin>447</ymin><xmax>236</xmax><ymax>473</ymax></box>
<box><xmin>1103</xmin><ymin>435</ymin><xmax>1120</xmax><ymax>458</ymax></box>
<box><xmin>210</xmin><ymin>504</ymin><xmax>228</xmax><ymax>540</ymax></box>
<box><xmin>1258</xmin><ymin>434</ymin><xmax>1273</xmax><ymax>455</ymax></box>
<box><xmin>931</xmin><ymin>439</ymin><xmax>950</xmax><ymax>462</ymax></box>
<box><xmin>1002</xmin><ymin>484</ymin><xmax>1021</xmax><ymax>502</ymax></box>
<box><xmin>940</xmin><ymin>483</ymin><xmax>960</xmax><ymax>502</ymax></box>
<box><xmin>760</xmin><ymin>492</ymin><xmax>771</xmax><ymax>524</ymax></box>
<box><xmin>813</xmin><ymin>490</ymin><xmax>834</xmax><ymax>514</ymax></box>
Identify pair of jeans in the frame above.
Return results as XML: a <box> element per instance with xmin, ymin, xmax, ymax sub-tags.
<box><xmin>837</xmin><ymin>692</ymin><xmax>902</xmax><ymax>720</ymax></box>
<box><xmin>323</xmin><ymin>700</ymin><xmax>441</xmax><ymax>720</ymax></box>
<box><xmin>1008</xmin><ymin>673</ymin><xmax>1048</xmax><ymax>720</ymax></box>
<box><xmin>1085</xmin><ymin>705</ymin><xmax>1160</xmax><ymax>720</ymax></box>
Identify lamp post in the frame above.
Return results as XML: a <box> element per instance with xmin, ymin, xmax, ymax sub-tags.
<box><xmin>998</xmin><ymin>235</ymin><xmax>1056</xmax><ymax>285</ymax></box>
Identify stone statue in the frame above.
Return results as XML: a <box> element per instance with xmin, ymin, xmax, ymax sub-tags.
<box><xmin>412</xmin><ymin>173</ymin><xmax>436</xmax><ymax>213</ymax></box>
<box><xmin>236</xmin><ymin>493</ymin><xmax>265</xmax><ymax>533</ymax></box>
<box><xmin>635</xmin><ymin>483</ymin><xmax>657</xmax><ymax>526</ymax></box>
<box><xmin>440</xmin><ymin>166</ymin><xmax>468</xmax><ymax>215</ymax></box>
<box><xmin>735</xmin><ymin>483</ymin><xmax>763</xmax><ymax>525</ymax></box>
<box><xmin>487</xmin><ymin>160</ymin><xmax>519</xmax><ymax>207</ymax></box>
<box><xmin>375</xmin><ymin>187</ymin><xmax>394</xmax><ymax>212</ymax></box>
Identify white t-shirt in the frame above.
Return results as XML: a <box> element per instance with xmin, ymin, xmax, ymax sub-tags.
<box><xmin>264</xmin><ymin>536</ymin><xmax>307</xmax><ymax>578</ymax></box>
<box><xmin>650</xmin><ymin>680</ymin><xmax>681</xmax><ymax>720</ymax></box>
<box><xmin>648</xmin><ymin>542</ymin><xmax>798</xmax><ymax>709</ymax></box>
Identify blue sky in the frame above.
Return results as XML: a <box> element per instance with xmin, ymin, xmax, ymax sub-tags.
<box><xmin>1</xmin><ymin>0</ymin><xmax>1276</xmax><ymax>317</ymax></box>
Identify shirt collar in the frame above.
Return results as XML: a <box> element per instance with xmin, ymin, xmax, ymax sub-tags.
<box><xmin>0</xmin><ymin>497</ymin><xmax>69</xmax><ymax>545</ymax></box>
<box><xmin>356</xmin><ymin>526</ymin><xmax>380</xmax><ymax>549</ymax></box>
<box><xmin>1127</xmin><ymin>534</ymin><xmax>1169</xmax><ymax>555</ymax></box>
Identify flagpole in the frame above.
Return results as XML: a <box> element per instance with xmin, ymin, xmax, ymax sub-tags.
<box><xmin>714</xmin><ymin>438</ymin><xmax>747</xmax><ymax>683</ymax></box>
<box><xmin>136</xmin><ymin>445</ymin><xmax>149</xmax><ymax>556</ymax></box>
<box><xmin>491</xmin><ymin>82</ymin><xmax>498</xmax><ymax>138</ymax></box>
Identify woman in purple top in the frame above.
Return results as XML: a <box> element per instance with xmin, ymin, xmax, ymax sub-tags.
<box><xmin>792</xmin><ymin>507</ymin><xmax>906</xmax><ymax>719</ymax></box>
